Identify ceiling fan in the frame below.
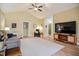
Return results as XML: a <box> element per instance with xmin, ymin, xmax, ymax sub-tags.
<box><xmin>28</xmin><ymin>3</ymin><xmax>43</xmax><ymax>12</ymax></box>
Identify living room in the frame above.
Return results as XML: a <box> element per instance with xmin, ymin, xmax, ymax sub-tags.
<box><xmin>0</xmin><ymin>3</ymin><xmax>79</xmax><ymax>56</ymax></box>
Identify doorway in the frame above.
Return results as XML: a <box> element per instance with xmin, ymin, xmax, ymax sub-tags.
<box><xmin>48</xmin><ymin>23</ymin><xmax>51</xmax><ymax>35</ymax></box>
<box><xmin>23</xmin><ymin>22</ymin><xmax>29</xmax><ymax>37</ymax></box>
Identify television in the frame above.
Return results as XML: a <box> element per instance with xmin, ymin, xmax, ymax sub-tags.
<box><xmin>55</xmin><ymin>21</ymin><xmax>76</xmax><ymax>34</ymax></box>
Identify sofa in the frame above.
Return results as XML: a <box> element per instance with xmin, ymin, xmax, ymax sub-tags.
<box><xmin>6</xmin><ymin>33</ymin><xmax>20</xmax><ymax>49</ymax></box>
<box><xmin>0</xmin><ymin>30</ymin><xmax>20</xmax><ymax>50</ymax></box>
<box><xmin>6</xmin><ymin>37</ymin><xmax>20</xmax><ymax>49</ymax></box>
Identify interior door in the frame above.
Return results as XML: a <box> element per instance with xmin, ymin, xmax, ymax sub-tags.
<box><xmin>48</xmin><ymin>23</ymin><xmax>51</xmax><ymax>35</ymax></box>
<box><xmin>23</xmin><ymin>22</ymin><xmax>29</xmax><ymax>37</ymax></box>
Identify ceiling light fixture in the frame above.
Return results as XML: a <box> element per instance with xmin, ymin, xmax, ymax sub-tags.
<box><xmin>28</xmin><ymin>3</ymin><xmax>43</xmax><ymax>12</ymax></box>
<box><xmin>34</xmin><ymin>8</ymin><xmax>38</xmax><ymax>11</ymax></box>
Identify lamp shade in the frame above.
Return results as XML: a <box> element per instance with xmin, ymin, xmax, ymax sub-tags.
<box><xmin>5</xmin><ymin>27</ymin><xmax>10</xmax><ymax>31</ymax></box>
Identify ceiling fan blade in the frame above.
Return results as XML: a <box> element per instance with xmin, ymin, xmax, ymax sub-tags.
<box><xmin>28</xmin><ymin>8</ymin><xmax>33</xmax><ymax>9</ymax></box>
<box><xmin>32</xmin><ymin>3</ymin><xmax>37</xmax><ymax>8</ymax></box>
<box><xmin>32</xmin><ymin>4</ymin><xmax>35</xmax><ymax>7</ymax></box>
<box><xmin>38</xmin><ymin>6</ymin><xmax>43</xmax><ymax>8</ymax></box>
<box><xmin>38</xmin><ymin>9</ymin><xmax>42</xmax><ymax>12</ymax></box>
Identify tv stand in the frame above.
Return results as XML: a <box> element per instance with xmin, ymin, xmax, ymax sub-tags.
<box><xmin>54</xmin><ymin>33</ymin><xmax>77</xmax><ymax>45</ymax></box>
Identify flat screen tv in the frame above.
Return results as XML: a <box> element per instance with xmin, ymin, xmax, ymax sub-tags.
<box><xmin>55</xmin><ymin>21</ymin><xmax>76</xmax><ymax>34</ymax></box>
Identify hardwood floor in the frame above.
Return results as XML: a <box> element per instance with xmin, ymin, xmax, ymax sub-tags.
<box><xmin>6</xmin><ymin>47</ymin><xmax>21</xmax><ymax>56</ymax></box>
<box><xmin>6</xmin><ymin>40</ymin><xmax>79</xmax><ymax>56</ymax></box>
<box><xmin>52</xmin><ymin>41</ymin><xmax>79</xmax><ymax>56</ymax></box>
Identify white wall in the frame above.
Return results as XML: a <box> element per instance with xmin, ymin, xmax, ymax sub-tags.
<box><xmin>4</xmin><ymin>11</ymin><xmax>43</xmax><ymax>37</ymax></box>
<box><xmin>0</xmin><ymin>9</ymin><xmax>5</xmax><ymax>30</ymax></box>
<box><xmin>0</xmin><ymin>14</ymin><xmax>5</xmax><ymax>30</ymax></box>
<box><xmin>44</xmin><ymin>16</ymin><xmax>54</xmax><ymax>36</ymax></box>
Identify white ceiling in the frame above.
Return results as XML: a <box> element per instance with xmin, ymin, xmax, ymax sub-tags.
<box><xmin>0</xmin><ymin>3</ymin><xmax>79</xmax><ymax>19</ymax></box>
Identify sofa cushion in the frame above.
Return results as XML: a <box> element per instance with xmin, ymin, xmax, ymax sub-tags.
<box><xmin>6</xmin><ymin>37</ymin><xmax>18</xmax><ymax>43</ymax></box>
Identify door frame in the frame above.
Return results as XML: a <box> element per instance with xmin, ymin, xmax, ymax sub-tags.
<box><xmin>23</xmin><ymin>21</ymin><xmax>30</xmax><ymax>37</ymax></box>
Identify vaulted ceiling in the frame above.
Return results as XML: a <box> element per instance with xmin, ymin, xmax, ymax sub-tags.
<box><xmin>0</xmin><ymin>3</ymin><xmax>79</xmax><ymax>19</ymax></box>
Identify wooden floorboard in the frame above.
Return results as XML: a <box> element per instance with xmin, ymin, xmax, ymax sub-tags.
<box><xmin>6</xmin><ymin>47</ymin><xmax>21</xmax><ymax>56</ymax></box>
<box><xmin>52</xmin><ymin>40</ymin><xmax>79</xmax><ymax>56</ymax></box>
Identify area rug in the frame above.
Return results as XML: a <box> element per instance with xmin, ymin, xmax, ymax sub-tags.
<box><xmin>20</xmin><ymin>37</ymin><xmax>65</xmax><ymax>56</ymax></box>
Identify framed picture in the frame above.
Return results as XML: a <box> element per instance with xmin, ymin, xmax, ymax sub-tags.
<box><xmin>12</xmin><ymin>23</ymin><xmax>16</xmax><ymax>28</ymax></box>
